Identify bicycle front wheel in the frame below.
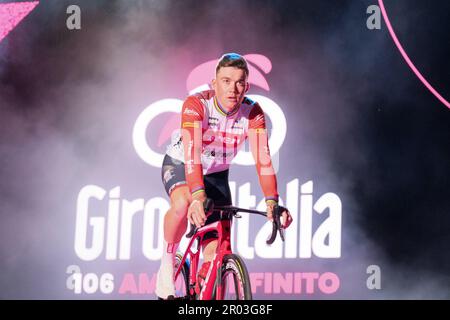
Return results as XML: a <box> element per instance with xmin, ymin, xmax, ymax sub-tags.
<box><xmin>220</xmin><ymin>254</ymin><xmax>252</xmax><ymax>300</ymax></box>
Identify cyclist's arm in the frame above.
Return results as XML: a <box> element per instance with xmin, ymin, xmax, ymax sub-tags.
<box><xmin>248</xmin><ymin>103</ymin><xmax>279</xmax><ymax>205</ymax></box>
<box><xmin>181</xmin><ymin>96</ymin><xmax>207</xmax><ymax>201</ymax></box>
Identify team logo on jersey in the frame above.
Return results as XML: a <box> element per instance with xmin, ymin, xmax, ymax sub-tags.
<box><xmin>231</xmin><ymin>120</ymin><xmax>244</xmax><ymax>130</ymax></box>
<box><xmin>163</xmin><ymin>167</ymin><xmax>175</xmax><ymax>184</ymax></box>
<box><xmin>208</xmin><ymin>117</ymin><xmax>219</xmax><ymax>127</ymax></box>
<box><xmin>183</xmin><ymin>108</ymin><xmax>200</xmax><ymax>116</ymax></box>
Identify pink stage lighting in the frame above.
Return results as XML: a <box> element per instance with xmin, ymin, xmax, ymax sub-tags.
<box><xmin>0</xmin><ymin>1</ymin><xmax>39</xmax><ymax>43</ymax></box>
<box><xmin>379</xmin><ymin>0</ymin><xmax>450</xmax><ymax>109</ymax></box>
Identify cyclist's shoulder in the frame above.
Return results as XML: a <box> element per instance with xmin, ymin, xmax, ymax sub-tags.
<box><xmin>182</xmin><ymin>90</ymin><xmax>214</xmax><ymax>115</ymax></box>
<box><xmin>242</xmin><ymin>95</ymin><xmax>257</xmax><ymax>106</ymax></box>
<box><xmin>187</xmin><ymin>90</ymin><xmax>215</xmax><ymax>103</ymax></box>
<box><xmin>241</xmin><ymin>96</ymin><xmax>264</xmax><ymax>118</ymax></box>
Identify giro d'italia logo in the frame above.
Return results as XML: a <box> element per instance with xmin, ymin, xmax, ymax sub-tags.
<box><xmin>132</xmin><ymin>54</ymin><xmax>287</xmax><ymax>168</ymax></box>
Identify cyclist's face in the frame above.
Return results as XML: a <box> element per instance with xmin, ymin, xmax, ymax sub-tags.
<box><xmin>212</xmin><ymin>67</ymin><xmax>248</xmax><ymax>111</ymax></box>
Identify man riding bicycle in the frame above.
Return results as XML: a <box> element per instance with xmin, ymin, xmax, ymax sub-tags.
<box><xmin>156</xmin><ymin>53</ymin><xmax>293</xmax><ymax>299</ymax></box>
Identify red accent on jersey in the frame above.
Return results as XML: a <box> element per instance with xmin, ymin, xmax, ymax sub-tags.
<box><xmin>248</xmin><ymin>104</ymin><xmax>279</xmax><ymax>201</ymax></box>
<box><xmin>181</xmin><ymin>96</ymin><xmax>206</xmax><ymax>194</ymax></box>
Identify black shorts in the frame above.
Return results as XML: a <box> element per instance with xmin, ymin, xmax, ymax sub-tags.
<box><xmin>161</xmin><ymin>154</ymin><xmax>232</xmax><ymax>240</ymax></box>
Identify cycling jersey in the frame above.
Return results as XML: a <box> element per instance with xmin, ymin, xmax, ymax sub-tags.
<box><xmin>166</xmin><ymin>90</ymin><xmax>278</xmax><ymax>202</ymax></box>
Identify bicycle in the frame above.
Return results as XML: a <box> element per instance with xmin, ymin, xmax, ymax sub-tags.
<box><xmin>172</xmin><ymin>198</ymin><xmax>287</xmax><ymax>300</ymax></box>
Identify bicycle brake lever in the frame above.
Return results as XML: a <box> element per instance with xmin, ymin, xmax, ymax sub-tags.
<box><xmin>266</xmin><ymin>205</ymin><xmax>286</xmax><ymax>244</ymax></box>
<box><xmin>277</xmin><ymin>206</ymin><xmax>286</xmax><ymax>242</ymax></box>
<box><xmin>266</xmin><ymin>220</ymin><xmax>278</xmax><ymax>245</ymax></box>
<box><xmin>186</xmin><ymin>223</ymin><xmax>197</xmax><ymax>238</ymax></box>
<box><xmin>278</xmin><ymin>224</ymin><xmax>285</xmax><ymax>242</ymax></box>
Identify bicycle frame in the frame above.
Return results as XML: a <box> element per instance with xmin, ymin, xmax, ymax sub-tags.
<box><xmin>174</xmin><ymin>216</ymin><xmax>232</xmax><ymax>300</ymax></box>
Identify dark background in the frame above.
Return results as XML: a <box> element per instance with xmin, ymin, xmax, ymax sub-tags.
<box><xmin>0</xmin><ymin>0</ymin><xmax>449</xmax><ymax>298</ymax></box>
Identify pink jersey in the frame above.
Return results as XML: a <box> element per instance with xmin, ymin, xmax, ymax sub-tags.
<box><xmin>166</xmin><ymin>90</ymin><xmax>278</xmax><ymax>202</ymax></box>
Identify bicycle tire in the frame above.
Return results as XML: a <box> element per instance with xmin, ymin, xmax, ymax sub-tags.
<box><xmin>220</xmin><ymin>254</ymin><xmax>252</xmax><ymax>300</ymax></box>
<box><xmin>174</xmin><ymin>253</ymin><xmax>190</xmax><ymax>299</ymax></box>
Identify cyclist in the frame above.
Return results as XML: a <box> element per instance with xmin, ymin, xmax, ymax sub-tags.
<box><xmin>156</xmin><ymin>53</ymin><xmax>293</xmax><ymax>299</ymax></box>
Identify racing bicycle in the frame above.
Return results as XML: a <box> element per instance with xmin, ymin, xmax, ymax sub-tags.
<box><xmin>172</xmin><ymin>198</ymin><xmax>286</xmax><ymax>300</ymax></box>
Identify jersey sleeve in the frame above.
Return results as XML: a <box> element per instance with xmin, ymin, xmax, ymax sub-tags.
<box><xmin>181</xmin><ymin>96</ymin><xmax>205</xmax><ymax>197</ymax></box>
<box><xmin>248</xmin><ymin>103</ymin><xmax>279</xmax><ymax>203</ymax></box>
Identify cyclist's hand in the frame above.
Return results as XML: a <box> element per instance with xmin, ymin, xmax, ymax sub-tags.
<box><xmin>266</xmin><ymin>201</ymin><xmax>293</xmax><ymax>229</ymax></box>
<box><xmin>281</xmin><ymin>209</ymin><xmax>293</xmax><ymax>229</ymax></box>
<box><xmin>188</xmin><ymin>192</ymin><xmax>207</xmax><ymax>228</ymax></box>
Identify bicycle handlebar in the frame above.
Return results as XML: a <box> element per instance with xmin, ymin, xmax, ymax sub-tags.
<box><xmin>186</xmin><ymin>198</ymin><xmax>286</xmax><ymax>245</ymax></box>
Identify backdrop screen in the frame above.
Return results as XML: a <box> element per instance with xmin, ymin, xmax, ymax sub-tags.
<box><xmin>0</xmin><ymin>0</ymin><xmax>449</xmax><ymax>299</ymax></box>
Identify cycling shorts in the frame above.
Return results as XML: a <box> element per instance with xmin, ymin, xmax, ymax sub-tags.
<box><xmin>161</xmin><ymin>154</ymin><xmax>232</xmax><ymax>241</ymax></box>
